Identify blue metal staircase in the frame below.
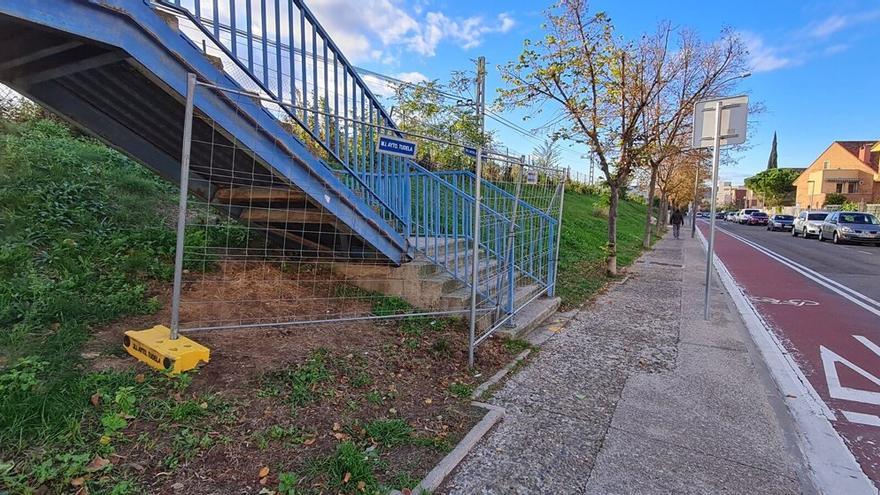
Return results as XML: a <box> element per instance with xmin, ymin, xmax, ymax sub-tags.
<box><xmin>0</xmin><ymin>0</ymin><xmax>560</xmax><ymax>325</ymax></box>
<box><xmin>0</xmin><ymin>0</ymin><xmax>407</xmax><ymax>263</ymax></box>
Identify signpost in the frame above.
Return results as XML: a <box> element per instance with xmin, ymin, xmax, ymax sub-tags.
<box><xmin>377</xmin><ymin>135</ymin><xmax>417</xmax><ymax>159</ymax></box>
<box><xmin>693</xmin><ymin>95</ymin><xmax>749</xmax><ymax>320</ymax></box>
<box><xmin>526</xmin><ymin>170</ymin><xmax>538</xmax><ymax>185</ymax></box>
<box><xmin>464</xmin><ymin>146</ymin><xmax>477</xmax><ymax>159</ymax></box>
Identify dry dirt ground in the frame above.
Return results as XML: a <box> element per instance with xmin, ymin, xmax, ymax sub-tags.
<box><xmin>81</xmin><ymin>261</ymin><xmax>516</xmax><ymax>494</ymax></box>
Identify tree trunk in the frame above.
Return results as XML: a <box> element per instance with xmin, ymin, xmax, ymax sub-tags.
<box><xmin>642</xmin><ymin>165</ymin><xmax>658</xmax><ymax>248</ymax></box>
<box><xmin>658</xmin><ymin>195</ymin><xmax>668</xmax><ymax>232</ymax></box>
<box><xmin>607</xmin><ymin>183</ymin><xmax>619</xmax><ymax>276</ymax></box>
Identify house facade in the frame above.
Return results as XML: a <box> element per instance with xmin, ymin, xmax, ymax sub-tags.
<box><xmin>793</xmin><ymin>141</ymin><xmax>880</xmax><ymax>210</ymax></box>
<box><xmin>719</xmin><ymin>182</ymin><xmax>748</xmax><ymax>209</ymax></box>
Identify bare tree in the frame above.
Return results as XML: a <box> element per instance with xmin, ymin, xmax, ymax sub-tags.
<box><xmin>497</xmin><ymin>0</ymin><xmax>672</xmax><ymax>275</ymax></box>
<box><xmin>639</xmin><ymin>29</ymin><xmax>749</xmax><ymax>247</ymax></box>
<box><xmin>533</xmin><ymin>137</ymin><xmax>562</xmax><ymax>169</ymax></box>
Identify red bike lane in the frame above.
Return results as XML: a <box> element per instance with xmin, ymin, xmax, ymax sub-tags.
<box><xmin>698</xmin><ymin>223</ymin><xmax>880</xmax><ymax>486</ymax></box>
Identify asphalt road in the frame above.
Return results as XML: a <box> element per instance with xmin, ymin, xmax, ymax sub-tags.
<box><xmin>707</xmin><ymin>220</ymin><xmax>880</xmax><ymax>301</ymax></box>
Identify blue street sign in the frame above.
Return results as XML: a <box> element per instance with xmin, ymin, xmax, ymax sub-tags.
<box><xmin>464</xmin><ymin>146</ymin><xmax>477</xmax><ymax>158</ymax></box>
<box><xmin>377</xmin><ymin>135</ymin><xmax>417</xmax><ymax>158</ymax></box>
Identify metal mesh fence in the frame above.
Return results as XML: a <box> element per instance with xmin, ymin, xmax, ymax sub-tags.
<box><xmin>465</xmin><ymin>158</ymin><xmax>565</xmax><ymax>343</ymax></box>
<box><xmin>175</xmin><ymin>81</ymin><xmax>483</xmax><ymax>334</ymax></box>
<box><xmin>0</xmin><ymin>84</ymin><xmax>40</xmax><ymax>121</ymax></box>
<box><xmin>170</xmin><ymin>79</ymin><xmax>565</xmax><ymax>367</ymax></box>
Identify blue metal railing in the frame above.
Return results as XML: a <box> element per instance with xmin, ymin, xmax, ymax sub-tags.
<box><xmin>408</xmin><ymin>167</ymin><xmax>514</xmax><ymax>306</ymax></box>
<box><xmin>434</xmin><ymin>170</ymin><xmax>558</xmax><ymax>288</ymax></box>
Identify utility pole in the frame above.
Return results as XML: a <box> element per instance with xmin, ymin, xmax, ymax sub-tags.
<box><xmin>468</xmin><ymin>56</ymin><xmax>486</xmax><ymax>368</ymax></box>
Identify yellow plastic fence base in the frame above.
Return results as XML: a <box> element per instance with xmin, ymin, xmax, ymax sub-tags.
<box><xmin>123</xmin><ymin>325</ymin><xmax>210</xmax><ymax>374</ymax></box>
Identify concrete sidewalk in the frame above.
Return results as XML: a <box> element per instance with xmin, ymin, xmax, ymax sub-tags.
<box><xmin>440</xmin><ymin>233</ymin><xmax>812</xmax><ymax>494</ymax></box>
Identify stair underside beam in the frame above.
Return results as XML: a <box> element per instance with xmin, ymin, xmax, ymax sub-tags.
<box><xmin>215</xmin><ymin>186</ymin><xmax>309</xmax><ymax>204</ymax></box>
<box><xmin>239</xmin><ymin>208</ymin><xmax>330</xmax><ymax>224</ymax></box>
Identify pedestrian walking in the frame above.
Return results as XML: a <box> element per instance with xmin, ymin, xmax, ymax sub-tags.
<box><xmin>670</xmin><ymin>208</ymin><xmax>684</xmax><ymax>239</ymax></box>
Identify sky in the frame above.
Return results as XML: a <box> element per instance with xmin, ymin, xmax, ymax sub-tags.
<box><xmin>306</xmin><ymin>0</ymin><xmax>880</xmax><ymax>185</ymax></box>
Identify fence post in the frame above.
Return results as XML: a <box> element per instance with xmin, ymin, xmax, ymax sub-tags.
<box><xmin>500</xmin><ymin>158</ymin><xmax>524</xmax><ymax>325</ymax></box>
<box><xmin>468</xmin><ymin>146</ymin><xmax>483</xmax><ymax>368</ymax></box>
<box><xmin>170</xmin><ymin>73</ymin><xmax>197</xmax><ymax>341</ymax></box>
<box><xmin>548</xmin><ymin>166</ymin><xmax>568</xmax><ymax>297</ymax></box>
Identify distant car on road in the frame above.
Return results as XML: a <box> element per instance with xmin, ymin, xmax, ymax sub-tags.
<box><xmin>736</xmin><ymin>209</ymin><xmax>760</xmax><ymax>224</ymax></box>
<box><xmin>715</xmin><ymin>211</ymin><xmax>726</xmax><ymax>220</ymax></box>
<box><xmin>818</xmin><ymin>212</ymin><xmax>880</xmax><ymax>245</ymax></box>
<box><xmin>792</xmin><ymin>211</ymin><xmax>829</xmax><ymax>238</ymax></box>
<box><xmin>746</xmin><ymin>211</ymin><xmax>769</xmax><ymax>226</ymax></box>
<box><xmin>767</xmin><ymin>214</ymin><xmax>795</xmax><ymax>231</ymax></box>
<box><xmin>725</xmin><ymin>212</ymin><xmax>738</xmax><ymax>222</ymax></box>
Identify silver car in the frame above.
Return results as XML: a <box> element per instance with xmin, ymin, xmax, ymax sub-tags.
<box><xmin>792</xmin><ymin>211</ymin><xmax>828</xmax><ymax>238</ymax></box>
<box><xmin>818</xmin><ymin>212</ymin><xmax>880</xmax><ymax>245</ymax></box>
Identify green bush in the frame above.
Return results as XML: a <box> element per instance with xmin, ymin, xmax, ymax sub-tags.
<box><xmin>823</xmin><ymin>193</ymin><xmax>847</xmax><ymax>207</ymax></box>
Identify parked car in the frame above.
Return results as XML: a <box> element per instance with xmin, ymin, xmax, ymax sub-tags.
<box><xmin>737</xmin><ymin>209</ymin><xmax>760</xmax><ymax>224</ymax></box>
<box><xmin>746</xmin><ymin>211</ymin><xmax>769</xmax><ymax>225</ymax></box>
<box><xmin>725</xmin><ymin>212</ymin><xmax>738</xmax><ymax>222</ymax></box>
<box><xmin>792</xmin><ymin>211</ymin><xmax>828</xmax><ymax>238</ymax></box>
<box><xmin>817</xmin><ymin>212</ymin><xmax>880</xmax><ymax>245</ymax></box>
<box><xmin>715</xmin><ymin>211</ymin><xmax>726</xmax><ymax>220</ymax></box>
<box><xmin>767</xmin><ymin>214</ymin><xmax>795</xmax><ymax>231</ymax></box>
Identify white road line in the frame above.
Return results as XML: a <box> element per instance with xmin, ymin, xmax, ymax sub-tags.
<box><xmin>696</xmin><ymin>227</ymin><xmax>876</xmax><ymax>495</ymax></box>
<box><xmin>860</xmin><ymin>250</ymin><xmax>873</xmax><ymax>255</ymax></box>
<box><xmin>713</xmin><ymin>225</ymin><xmax>880</xmax><ymax>317</ymax></box>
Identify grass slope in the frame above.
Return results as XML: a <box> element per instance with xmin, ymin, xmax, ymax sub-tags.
<box><xmin>555</xmin><ymin>191</ymin><xmax>649</xmax><ymax>309</ymax></box>
<box><xmin>1</xmin><ymin>118</ymin><xmax>179</xmax><ymax>493</ymax></box>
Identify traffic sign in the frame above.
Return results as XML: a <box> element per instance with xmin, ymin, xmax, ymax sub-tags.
<box><xmin>692</xmin><ymin>95</ymin><xmax>749</xmax><ymax>148</ymax></box>
<box><xmin>377</xmin><ymin>135</ymin><xmax>417</xmax><ymax>158</ymax></box>
<box><xmin>526</xmin><ymin>170</ymin><xmax>538</xmax><ymax>185</ymax></box>
<box><xmin>464</xmin><ymin>147</ymin><xmax>477</xmax><ymax>158</ymax></box>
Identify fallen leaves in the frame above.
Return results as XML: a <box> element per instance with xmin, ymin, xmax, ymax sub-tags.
<box><xmin>357</xmin><ymin>480</ymin><xmax>366</xmax><ymax>492</ymax></box>
<box><xmin>134</xmin><ymin>373</ymin><xmax>145</xmax><ymax>383</ymax></box>
<box><xmin>258</xmin><ymin>466</ymin><xmax>270</xmax><ymax>478</ymax></box>
<box><xmin>342</xmin><ymin>472</ymin><xmax>351</xmax><ymax>483</ymax></box>
<box><xmin>90</xmin><ymin>393</ymin><xmax>101</xmax><ymax>408</ymax></box>
<box><xmin>84</xmin><ymin>456</ymin><xmax>110</xmax><ymax>472</ymax></box>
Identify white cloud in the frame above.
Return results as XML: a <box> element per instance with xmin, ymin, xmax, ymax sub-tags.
<box><xmin>306</xmin><ymin>0</ymin><xmax>515</xmax><ymax>61</ymax></box>
<box><xmin>806</xmin><ymin>9</ymin><xmax>880</xmax><ymax>39</ymax></box>
<box><xmin>811</xmin><ymin>15</ymin><xmax>848</xmax><ymax>38</ymax></box>
<box><xmin>412</xmin><ymin>12</ymin><xmax>516</xmax><ymax>54</ymax></box>
<box><xmin>823</xmin><ymin>43</ymin><xmax>849</xmax><ymax>56</ymax></box>
<box><xmin>739</xmin><ymin>32</ymin><xmax>795</xmax><ymax>73</ymax></box>
<box><xmin>395</xmin><ymin>71</ymin><xmax>430</xmax><ymax>84</ymax></box>
<box><xmin>730</xmin><ymin>7</ymin><xmax>880</xmax><ymax>75</ymax></box>
<box><xmin>362</xmin><ymin>71</ymin><xmax>429</xmax><ymax>97</ymax></box>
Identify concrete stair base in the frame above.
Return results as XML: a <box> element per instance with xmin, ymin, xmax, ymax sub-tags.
<box><xmin>494</xmin><ymin>295</ymin><xmax>561</xmax><ymax>340</ymax></box>
<box><xmin>331</xmin><ymin>236</ymin><xmax>560</xmax><ymax>335</ymax></box>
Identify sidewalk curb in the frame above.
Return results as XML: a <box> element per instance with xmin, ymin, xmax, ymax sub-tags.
<box><xmin>388</xmin><ymin>401</ymin><xmax>505</xmax><ymax>495</ymax></box>
<box><xmin>696</xmin><ymin>226</ymin><xmax>876</xmax><ymax>495</ymax></box>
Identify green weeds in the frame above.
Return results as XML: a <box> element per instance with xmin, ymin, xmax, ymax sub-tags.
<box><xmin>448</xmin><ymin>382</ymin><xmax>474</xmax><ymax>398</ymax></box>
<box><xmin>261</xmin><ymin>349</ymin><xmax>333</xmax><ymax>409</ymax></box>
